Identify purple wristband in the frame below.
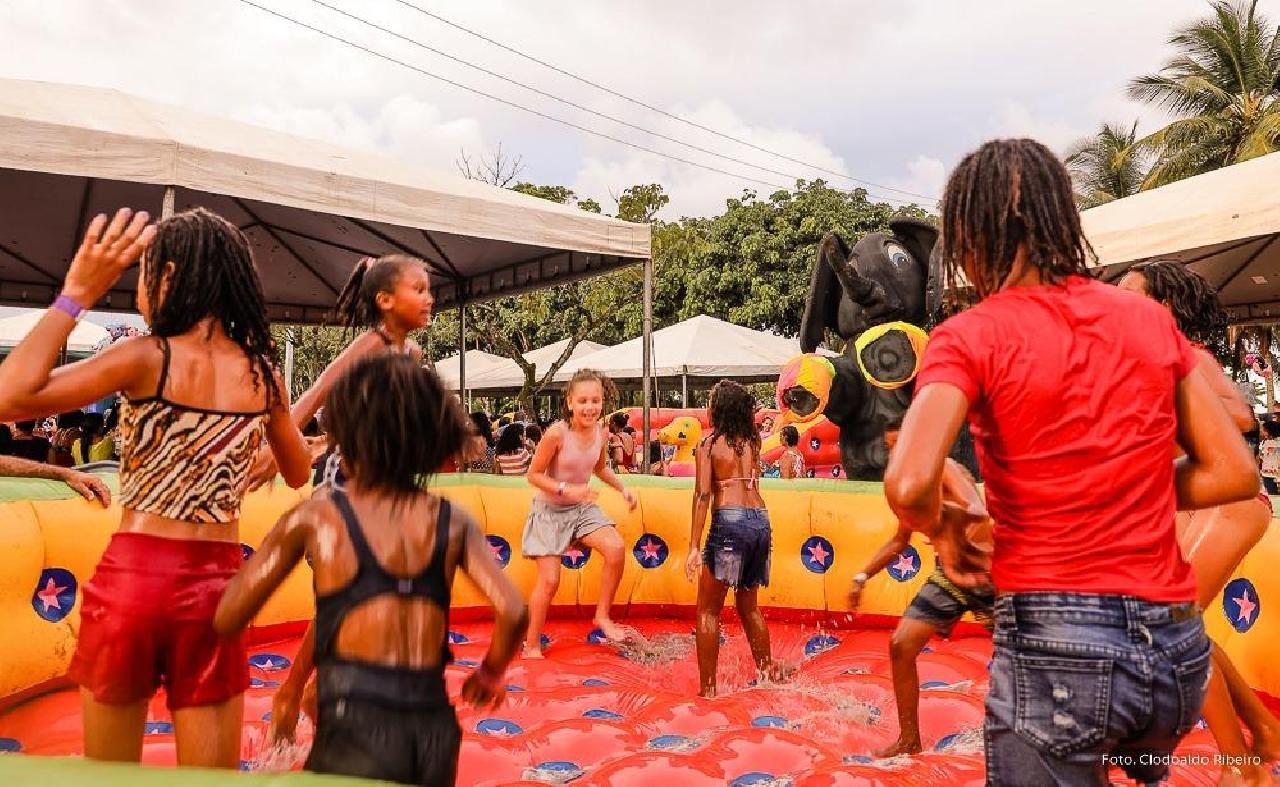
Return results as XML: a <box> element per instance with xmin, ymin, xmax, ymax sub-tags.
<box><xmin>52</xmin><ymin>294</ymin><xmax>85</xmax><ymax>320</ymax></box>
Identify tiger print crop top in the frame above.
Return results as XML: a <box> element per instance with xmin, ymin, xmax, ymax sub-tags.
<box><xmin>117</xmin><ymin>337</ymin><xmax>269</xmax><ymax>524</ymax></box>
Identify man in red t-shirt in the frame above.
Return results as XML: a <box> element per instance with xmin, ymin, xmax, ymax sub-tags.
<box><xmin>885</xmin><ymin>139</ymin><xmax>1258</xmax><ymax>786</ymax></box>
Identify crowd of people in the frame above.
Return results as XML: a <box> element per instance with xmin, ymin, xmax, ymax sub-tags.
<box><xmin>0</xmin><ymin>136</ymin><xmax>1277</xmax><ymax>786</ymax></box>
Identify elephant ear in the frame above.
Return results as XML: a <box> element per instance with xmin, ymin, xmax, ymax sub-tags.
<box><xmin>800</xmin><ymin>232</ymin><xmax>852</xmax><ymax>353</ymax></box>
<box><xmin>888</xmin><ymin>216</ymin><xmax>942</xmax><ymax>326</ymax></box>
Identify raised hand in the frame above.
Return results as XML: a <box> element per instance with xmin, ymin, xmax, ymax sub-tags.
<box><xmin>63</xmin><ymin>209</ymin><xmax>156</xmax><ymax>307</ymax></box>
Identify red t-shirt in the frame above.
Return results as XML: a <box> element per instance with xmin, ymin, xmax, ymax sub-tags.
<box><xmin>916</xmin><ymin>276</ymin><xmax>1198</xmax><ymax>602</ymax></box>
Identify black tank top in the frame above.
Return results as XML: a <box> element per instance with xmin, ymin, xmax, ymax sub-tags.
<box><xmin>314</xmin><ymin>489</ymin><xmax>454</xmax><ymax>709</ymax></box>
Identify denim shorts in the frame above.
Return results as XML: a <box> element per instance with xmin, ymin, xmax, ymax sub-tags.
<box><xmin>984</xmin><ymin>592</ymin><xmax>1210</xmax><ymax>786</ymax></box>
<box><xmin>702</xmin><ymin>507</ymin><xmax>771</xmax><ymax>590</ymax></box>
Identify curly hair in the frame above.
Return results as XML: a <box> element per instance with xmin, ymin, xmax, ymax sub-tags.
<box><xmin>1126</xmin><ymin>261</ymin><xmax>1227</xmax><ymax>353</ymax></box>
<box><xmin>561</xmin><ymin>369</ymin><xmax>618</xmax><ymax>421</ymax></box>
<box><xmin>941</xmin><ymin>138</ymin><xmax>1095</xmax><ymax>299</ymax></box>
<box><xmin>708</xmin><ymin>380</ymin><xmax>760</xmax><ymax>458</ymax></box>
<box><xmin>143</xmin><ymin>207</ymin><xmax>281</xmax><ymax>406</ymax></box>
<box><xmin>332</xmin><ymin>254</ymin><xmax>427</xmax><ymax>331</ymax></box>
<box><xmin>326</xmin><ymin>354</ymin><xmax>469</xmax><ymax>495</ymax></box>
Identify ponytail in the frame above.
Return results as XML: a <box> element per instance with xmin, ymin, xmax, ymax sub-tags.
<box><xmin>332</xmin><ymin>254</ymin><xmax>424</xmax><ymax>330</ymax></box>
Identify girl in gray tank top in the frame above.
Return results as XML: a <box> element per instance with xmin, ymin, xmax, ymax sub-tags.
<box><xmin>521</xmin><ymin>369</ymin><xmax>639</xmax><ymax>658</ymax></box>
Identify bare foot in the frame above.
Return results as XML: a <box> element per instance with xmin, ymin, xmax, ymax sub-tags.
<box><xmin>873</xmin><ymin>736</ymin><xmax>922</xmax><ymax>758</ymax></box>
<box><xmin>595</xmin><ymin>618</ymin><xmax>643</xmax><ymax>644</ymax></box>
<box><xmin>522</xmin><ymin>645</ymin><xmax>545</xmax><ymax>660</ymax></box>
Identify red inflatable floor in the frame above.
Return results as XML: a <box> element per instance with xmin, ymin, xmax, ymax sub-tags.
<box><xmin>0</xmin><ymin>619</ymin><xmax>1242</xmax><ymax>785</ymax></box>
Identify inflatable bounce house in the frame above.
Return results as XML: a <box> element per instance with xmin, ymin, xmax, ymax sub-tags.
<box><xmin>2</xmin><ymin>471</ymin><xmax>1278</xmax><ymax>785</ymax></box>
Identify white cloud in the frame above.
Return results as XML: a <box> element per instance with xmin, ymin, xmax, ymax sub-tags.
<box><xmin>0</xmin><ymin>0</ymin><xmax>1222</xmax><ymax>218</ymax></box>
<box><xmin>888</xmin><ymin>156</ymin><xmax>946</xmax><ymax>206</ymax></box>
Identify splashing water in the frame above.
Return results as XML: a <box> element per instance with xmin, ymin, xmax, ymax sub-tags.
<box><xmin>246</xmin><ymin>738</ymin><xmax>310</xmax><ymax>772</ymax></box>
<box><xmin>617</xmin><ymin>632</ymin><xmax>694</xmax><ymax>665</ymax></box>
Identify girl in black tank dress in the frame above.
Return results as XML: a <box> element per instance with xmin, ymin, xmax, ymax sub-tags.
<box><xmin>245</xmin><ymin>254</ymin><xmax>435</xmax><ymax>741</ymax></box>
<box><xmin>216</xmin><ymin>354</ymin><xmax>528</xmax><ymax>786</ymax></box>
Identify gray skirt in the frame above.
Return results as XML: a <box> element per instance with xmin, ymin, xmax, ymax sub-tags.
<box><xmin>521</xmin><ymin>497</ymin><xmax>614</xmax><ymax>557</ymax></box>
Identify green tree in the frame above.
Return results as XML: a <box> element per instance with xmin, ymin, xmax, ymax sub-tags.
<box><xmin>1130</xmin><ymin>0</ymin><xmax>1280</xmax><ymax>187</ymax></box>
<box><xmin>676</xmin><ymin>182</ymin><xmax>926</xmax><ymax>337</ymax></box>
<box><xmin>1064</xmin><ymin>121</ymin><xmax>1148</xmax><ymax>208</ymax></box>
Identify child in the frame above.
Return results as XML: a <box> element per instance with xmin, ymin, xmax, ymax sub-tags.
<box><xmin>684</xmin><ymin>380</ymin><xmax>785</xmax><ymax>697</ymax></box>
<box><xmin>646</xmin><ymin>439</ymin><xmax>668</xmax><ymax>476</ymax></box>
<box><xmin>776</xmin><ymin>425</ymin><xmax>806</xmax><ymax>479</ymax></box>
<box><xmin>607</xmin><ymin>412</ymin><xmax>636</xmax><ymax>473</ymax></box>
<box><xmin>523</xmin><ymin>369</ymin><xmax>638</xmax><ymax>657</ymax></box>
<box><xmin>888</xmin><ymin>139</ymin><xmax>1257</xmax><ymax>785</ymax></box>
<box><xmin>848</xmin><ymin>426</ymin><xmax>993</xmax><ymax>757</ymax></box>
<box><xmin>216</xmin><ymin>354</ymin><xmax>528</xmax><ymax>786</ymax></box>
<box><xmin>495</xmin><ymin>422</ymin><xmax>532</xmax><ymax>476</ymax></box>
<box><xmin>1261</xmin><ymin>419</ymin><xmax>1280</xmax><ymax>496</ymax></box>
<box><xmin>0</xmin><ymin>207</ymin><xmax>312</xmax><ymax>767</ymax></box>
<box><xmin>250</xmin><ymin>254</ymin><xmax>432</xmax><ymax>490</ymax></box>
<box><xmin>1118</xmin><ymin>260</ymin><xmax>1280</xmax><ymax>781</ymax></box>
<box><xmin>255</xmin><ymin>253</ymin><xmax>435</xmax><ymax>741</ymax></box>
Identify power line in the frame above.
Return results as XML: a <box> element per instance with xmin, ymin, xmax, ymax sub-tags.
<box><xmin>301</xmin><ymin>0</ymin><xmax>918</xmax><ymax>206</ymax></box>
<box><xmin>234</xmin><ymin>0</ymin><xmax>790</xmax><ymax>191</ymax></box>
<box><xmin>386</xmin><ymin>0</ymin><xmax>940</xmax><ymax>203</ymax></box>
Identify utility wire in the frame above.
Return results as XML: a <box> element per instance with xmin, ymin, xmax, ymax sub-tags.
<box><xmin>303</xmin><ymin>0</ymin><xmax>919</xmax><ymax>206</ymax></box>
<box><xmin>234</xmin><ymin>0</ymin><xmax>791</xmax><ymax>191</ymax></box>
<box><xmin>386</xmin><ymin>0</ymin><xmax>939</xmax><ymax>203</ymax></box>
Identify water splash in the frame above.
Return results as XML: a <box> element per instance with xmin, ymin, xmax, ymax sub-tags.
<box><xmin>617</xmin><ymin>632</ymin><xmax>694</xmax><ymax>665</ymax></box>
<box><xmin>245</xmin><ymin>738</ymin><xmax>310</xmax><ymax>772</ymax></box>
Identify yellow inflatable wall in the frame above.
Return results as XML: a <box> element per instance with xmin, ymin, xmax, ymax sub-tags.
<box><xmin>2</xmin><ymin>473</ymin><xmax>1277</xmax><ymax>707</ymax></box>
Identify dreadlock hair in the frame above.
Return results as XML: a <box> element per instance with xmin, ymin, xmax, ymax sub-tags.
<box><xmin>144</xmin><ymin>207</ymin><xmax>280</xmax><ymax>405</ymax></box>
<box><xmin>708</xmin><ymin>380</ymin><xmax>760</xmax><ymax>459</ymax></box>
<box><xmin>326</xmin><ymin>354</ymin><xmax>468</xmax><ymax>496</ymax></box>
<box><xmin>332</xmin><ymin>254</ymin><xmax>426</xmax><ymax>331</ymax></box>
<box><xmin>940</xmin><ymin>138</ymin><xmax>1095</xmax><ymax>300</ymax></box>
<box><xmin>1127</xmin><ymin>260</ymin><xmax>1228</xmax><ymax>355</ymax></box>
<box><xmin>561</xmin><ymin>369</ymin><xmax>618</xmax><ymax>422</ymax></box>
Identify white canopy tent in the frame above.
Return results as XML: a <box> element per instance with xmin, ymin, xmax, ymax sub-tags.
<box><xmin>0</xmin><ymin>79</ymin><xmax>656</xmax><ymax>431</ymax></box>
<box><xmin>434</xmin><ymin>349</ymin><xmax>510</xmax><ymax>392</ymax></box>
<box><xmin>464</xmin><ymin>339</ymin><xmax>608</xmax><ymax>394</ymax></box>
<box><xmin>0</xmin><ymin>311</ymin><xmax>108</xmax><ymax>356</ymax></box>
<box><xmin>555</xmin><ymin>315</ymin><xmax>817</xmax><ymax>403</ymax></box>
<box><xmin>1083</xmin><ymin>151</ymin><xmax>1280</xmax><ymax>324</ymax></box>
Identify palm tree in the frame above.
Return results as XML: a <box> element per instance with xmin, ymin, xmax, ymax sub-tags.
<box><xmin>1129</xmin><ymin>0</ymin><xmax>1280</xmax><ymax>188</ymax></box>
<box><xmin>1064</xmin><ymin>121</ymin><xmax>1147</xmax><ymax>208</ymax></box>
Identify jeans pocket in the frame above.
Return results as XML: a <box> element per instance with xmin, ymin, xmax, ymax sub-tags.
<box><xmin>1013</xmin><ymin>653</ymin><xmax>1112</xmax><ymax>757</ymax></box>
<box><xmin>1172</xmin><ymin>641</ymin><xmax>1212</xmax><ymax>736</ymax></box>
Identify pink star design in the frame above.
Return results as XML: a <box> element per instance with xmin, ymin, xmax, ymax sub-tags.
<box><xmin>1234</xmin><ymin>589</ymin><xmax>1257</xmax><ymax>623</ymax></box>
<box><xmin>892</xmin><ymin>553</ymin><xmax>916</xmax><ymax>576</ymax></box>
<box><xmin>640</xmin><ymin>538</ymin><xmax>662</xmax><ymax>562</ymax></box>
<box><xmin>563</xmin><ymin>547</ymin><xmax>585</xmax><ymax>563</ymax></box>
<box><xmin>489</xmin><ymin>541</ymin><xmax>505</xmax><ymax>561</ymax></box>
<box><xmin>36</xmin><ymin>578</ymin><xmax>67</xmax><ymax>611</ymax></box>
<box><xmin>807</xmin><ymin>542</ymin><xmax>830</xmax><ymax>565</ymax></box>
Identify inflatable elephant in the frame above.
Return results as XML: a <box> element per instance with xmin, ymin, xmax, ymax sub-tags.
<box><xmin>798</xmin><ymin>216</ymin><xmax>978</xmax><ymax>481</ymax></box>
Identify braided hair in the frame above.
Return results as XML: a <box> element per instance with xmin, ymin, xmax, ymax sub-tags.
<box><xmin>707</xmin><ymin>380</ymin><xmax>759</xmax><ymax>459</ymax></box>
<box><xmin>333</xmin><ymin>254</ymin><xmax>425</xmax><ymax>330</ymax></box>
<box><xmin>143</xmin><ymin>207</ymin><xmax>280</xmax><ymax>405</ymax></box>
<box><xmin>940</xmin><ymin>138</ymin><xmax>1095</xmax><ymax>299</ymax></box>
<box><xmin>1128</xmin><ymin>261</ymin><xmax>1228</xmax><ymax>355</ymax></box>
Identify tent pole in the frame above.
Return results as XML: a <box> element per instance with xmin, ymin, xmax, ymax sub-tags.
<box><xmin>682</xmin><ymin>370</ymin><xmax>688</xmax><ymax>406</ymax></box>
<box><xmin>458</xmin><ymin>300</ymin><xmax>467</xmax><ymax>411</ymax></box>
<box><xmin>284</xmin><ymin>336</ymin><xmax>295</xmax><ymax>399</ymax></box>
<box><xmin>642</xmin><ymin>256</ymin><xmax>653</xmax><ymax>450</ymax></box>
<box><xmin>162</xmin><ymin>186</ymin><xmax>176</xmax><ymax>219</ymax></box>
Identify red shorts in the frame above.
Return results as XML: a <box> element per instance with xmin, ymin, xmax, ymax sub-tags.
<box><xmin>68</xmin><ymin>532</ymin><xmax>248</xmax><ymax>710</ymax></box>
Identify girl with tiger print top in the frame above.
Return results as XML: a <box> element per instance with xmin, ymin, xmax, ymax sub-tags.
<box><xmin>0</xmin><ymin>207</ymin><xmax>312</xmax><ymax>768</ymax></box>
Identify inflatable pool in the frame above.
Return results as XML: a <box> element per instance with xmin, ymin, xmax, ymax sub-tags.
<box><xmin>1</xmin><ymin>473</ymin><xmax>1278</xmax><ymax>785</ymax></box>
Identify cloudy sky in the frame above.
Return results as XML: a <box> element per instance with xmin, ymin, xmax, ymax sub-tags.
<box><xmin>3</xmin><ymin>0</ymin><xmax>1216</xmax><ymax>224</ymax></box>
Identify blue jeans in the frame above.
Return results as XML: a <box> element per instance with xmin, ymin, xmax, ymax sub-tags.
<box><xmin>985</xmin><ymin>592</ymin><xmax>1210</xmax><ymax>786</ymax></box>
